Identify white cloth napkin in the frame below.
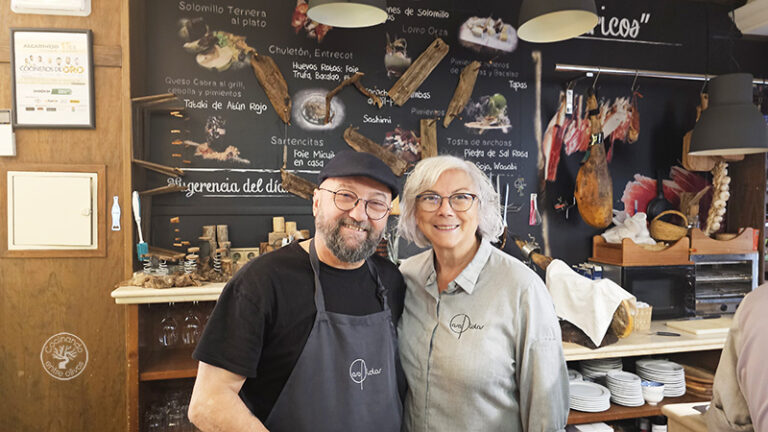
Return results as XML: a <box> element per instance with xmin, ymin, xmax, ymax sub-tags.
<box><xmin>546</xmin><ymin>259</ymin><xmax>636</xmax><ymax>346</ymax></box>
<box><xmin>601</xmin><ymin>210</ymin><xmax>656</xmax><ymax>245</ymax></box>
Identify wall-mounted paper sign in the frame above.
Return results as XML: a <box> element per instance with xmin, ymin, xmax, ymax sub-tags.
<box><xmin>10</xmin><ymin>29</ymin><xmax>95</xmax><ymax>128</ymax></box>
<box><xmin>11</xmin><ymin>0</ymin><xmax>91</xmax><ymax>16</ymax></box>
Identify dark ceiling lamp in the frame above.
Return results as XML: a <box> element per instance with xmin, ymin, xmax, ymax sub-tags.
<box><xmin>307</xmin><ymin>0</ymin><xmax>388</xmax><ymax>28</ymax></box>
<box><xmin>517</xmin><ymin>0</ymin><xmax>599</xmax><ymax>43</ymax></box>
<box><xmin>690</xmin><ymin>73</ymin><xmax>768</xmax><ymax>156</ymax></box>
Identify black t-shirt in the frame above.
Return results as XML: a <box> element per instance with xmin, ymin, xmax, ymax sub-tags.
<box><xmin>192</xmin><ymin>241</ymin><xmax>406</xmax><ymax>420</ymax></box>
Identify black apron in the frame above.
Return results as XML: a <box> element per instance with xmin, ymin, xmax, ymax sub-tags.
<box><xmin>264</xmin><ymin>240</ymin><xmax>403</xmax><ymax>432</ymax></box>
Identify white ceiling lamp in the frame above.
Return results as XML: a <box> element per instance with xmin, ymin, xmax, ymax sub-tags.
<box><xmin>733</xmin><ymin>0</ymin><xmax>768</xmax><ymax>37</ymax></box>
<box><xmin>518</xmin><ymin>0</ymin><xmax>598</xmax><ymax>43</ymax></box>
<box><xmin>307</xmin><ymin>0</ymin><xmax>388</xmax><ymax>28</ymax></box>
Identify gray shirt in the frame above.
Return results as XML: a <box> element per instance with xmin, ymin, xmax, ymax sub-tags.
<box><xmin>398</xmin><ymin>239</ymin><xmax>569</xmax><ymax>432</ymax></box>
<box><xmin>706</xmin><ymin>283</ymin><xmax>768</xmax><ymax>432</ymax></box>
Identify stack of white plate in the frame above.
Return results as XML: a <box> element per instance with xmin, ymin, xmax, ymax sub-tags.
<box><xmin>605</xmin><ymin>371</ymin><xmax>644</xmax><ymax>407</ymax></box>
<box><xmin>635</xmin><ymin>359</ymin><xmax>686</xmax><ymax>397</ymax></box>
<box><xmin>568</xmin><ymin>369</ymin><xmax>583</xmax><ymax>382</ymax></box>
<box><xmin>580</xmin><ymin>358</ymin><xmax>623</xmax><ymax>380</ymax></box>
<box><xmin>569</xmin><ymin>381</ymin><xmax>611</xmax><ymax>412</ymax></box>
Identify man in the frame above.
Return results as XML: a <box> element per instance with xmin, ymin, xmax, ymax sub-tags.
<box><xmin>705</xmin><ymin>283</ymin><xmax>768</xmax><ymax>432</ymax></box>
<box><xmin>189</xmin><ymin>151</ymin><xmax>405</xmax><ymax>432</ymax></box>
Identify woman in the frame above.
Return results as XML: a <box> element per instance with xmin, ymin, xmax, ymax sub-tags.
<box><xmin>397</xmin><ymin>155</ymin><xmax>569</xmax><ymax>432</ymax></box>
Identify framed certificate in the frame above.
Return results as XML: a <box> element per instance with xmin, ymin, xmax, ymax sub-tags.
<box><xmin>10</xmin><ymin>29</ymin><xmax>95</xmax><ymax>128</ymax></box>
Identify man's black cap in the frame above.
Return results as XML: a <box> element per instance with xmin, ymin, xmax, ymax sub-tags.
<box><xmin>318</xmin><ymin>151</ymin><xmax>399</xmax><ymax>199</ymax></box>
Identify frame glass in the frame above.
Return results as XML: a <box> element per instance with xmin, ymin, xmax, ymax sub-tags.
<box><xmin>10</xmin><ymin>28</ymin><xmax>95</xmax><ymax>128</ymax></box>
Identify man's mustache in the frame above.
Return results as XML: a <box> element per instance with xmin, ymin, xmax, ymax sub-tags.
<box><xmin>337</xmin><ymin>217</ymin><xmax>372</xmax><ymax>233</ymax></box>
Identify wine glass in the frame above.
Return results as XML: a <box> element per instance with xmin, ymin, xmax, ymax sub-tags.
<box><xmin>182</xmin><ymin>302</ymin><xmax>202</xmax><ymax>346</ymax></box>
<box><xmin>158</xmin><ymin>303</ymin><xmax>179</xmax><ymax>348</ymax></box>
<box><xmin>145</xmin><ymin>404</ymin><xmax>165</xmax><ymax>432</ymax></box>
<box><xmin>166</xmin><ymin>400</ymin><xmax>185</xmax><ymax>432</ymax></box>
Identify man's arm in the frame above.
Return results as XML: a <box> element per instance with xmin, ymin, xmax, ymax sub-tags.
<box><xmin>188</xmin><ymin>361</ymin><xmax>269</xmax><ymax>432</ymax></box>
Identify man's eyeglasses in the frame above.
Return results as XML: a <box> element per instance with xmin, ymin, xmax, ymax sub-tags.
<box><xmin>317</xmin><ymin>187</ymin><xmax>391</xmax><ymax>220</ymax></box>
<box><xmin>415</xmin><ymin>193</ymin><xmax>478</xmax><ymax>212</ymax></box>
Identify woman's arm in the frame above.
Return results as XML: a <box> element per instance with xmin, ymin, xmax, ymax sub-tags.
<box><xmin>517</xmin><ymin>282</ymin><xmax>570</xmax><ymax>432</ymax></box>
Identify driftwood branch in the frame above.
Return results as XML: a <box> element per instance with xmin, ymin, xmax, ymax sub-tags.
<box><xmin>444</xmin><ymin>61</ymin><xmax>481</xmax><ymax>128</ymax></box>
<box><xmin>146</xmin><ymin>245</ymin><xmax>186</xmax><ymax>261</ymax></box>
<box><xmin>132</xmin><ymin>159</ymin><xmax>184</xmax><ymax>177</ymax></box>
<box><xmin>343</xmin><ymin>126</ymin><xmax>408</xmax><ymax>176</ymax></box>
<box><xmin>388</xmin><ymin>38</ymin><xmax>450</xmax><ymax>106</ymax></box>
<box><xmin>139</xmin><ymin>185</ymin><xmax>187</xmax><ymax>197</ymax></box>
<box><xmin>280</xmin><ymin>145</ymin><xmax>317</xmax><ymax>200</ymax></box>
<box><xmin>353</xmin><ymin>80</ymin><xmax>383</xmax><ymax>108</ymax></box>
<box><xmin>250</xmin><ymin>53</ymin><xmax>291</xmax><ymax>124</ymax></box>
<box><xmin>420</xmin><ymin>119</ymin><xmax>438</xmax><ymax>159</ymax></box>
<box><xmin>324</xmin><ymin>72</ymin><xmax>382</xmax><ymax>124</ymax></box>
<box><xmin>131</xmin><ymin>93</ymin><xmax>176</xmax><ymax>104</ymax></box>
<box><xmin>281</xmin><ymin>170</ymin><xmax>317</xmax><ymax>200</ymax></box>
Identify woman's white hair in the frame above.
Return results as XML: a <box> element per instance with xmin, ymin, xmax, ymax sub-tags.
<box><xmin>398</xmin><ymin>155</ymin><xmax>504</xmax><ymax>248</ymax></box>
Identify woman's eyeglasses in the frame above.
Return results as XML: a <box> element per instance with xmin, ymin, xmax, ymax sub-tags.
<box><xmin>318</xmin><ymin>187</ymin><xmax>391</xmax><ymax>220</ymax></box>
<box><xmin>415</xmin><ymin>193</ymin><xmax>478</xmax><ymax>212</ymax></box>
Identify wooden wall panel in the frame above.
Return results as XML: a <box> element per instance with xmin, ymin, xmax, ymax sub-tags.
<box><xmin>0</xmin><ymin>0</ymin><xmax>131</xmax><ymax>430</ymax></box>
<box><xmin>726</xmin><ymin>154</ymin><xmax>767</xmax><ymax>283</ymax></box>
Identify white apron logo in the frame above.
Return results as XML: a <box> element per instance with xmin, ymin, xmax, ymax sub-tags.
<box><xmin>449</xmin><ymin>314</ymin><xmax>485</xmax><ymax>340</ymax></box>
<box><xmin>349</xmin><ymin>358</ymin><xmax>382</xmax><ymax>390</ymax></box>
<box><xmin>40</xmin><ymin>332</ymin><xmax>88</xmax><ymax>381</ymax></box>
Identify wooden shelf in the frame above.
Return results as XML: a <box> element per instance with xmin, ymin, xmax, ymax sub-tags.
<box><xmin>139</xmin><ymin>348</ymin><xmax>198</xmax><ymax>381</ymax></box>
<box><xmin>563</xmin><ymin>320</ymin><xmax>730</xmax><ymax>361</ymax></box>
<box><xmin>111</xmin><ymin>282</ymin><xmax>225</xmax><ymax>304</ymax></box>
<box><xmin>568</xmin><ymin>393</ymin><xmax>708</xmax><ymax>425</ymax></box>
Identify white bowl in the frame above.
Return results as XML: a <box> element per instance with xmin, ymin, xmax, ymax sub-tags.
<box><xmin>641</xmin><ymin>381</ymin><xmax>665</xmax><ymax>405</ymax></box>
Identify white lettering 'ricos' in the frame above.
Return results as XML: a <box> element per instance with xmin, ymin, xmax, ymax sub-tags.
<box><xmin>349</xmin><ymin>358</ymin><xmax>382</xmax><ymax>390</ymax></box>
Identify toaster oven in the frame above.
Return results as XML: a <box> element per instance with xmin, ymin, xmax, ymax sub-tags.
<box><xmin>690</xmin><ymin>253</ymin><xmax>758</xmax><ymax>315</ymax></box>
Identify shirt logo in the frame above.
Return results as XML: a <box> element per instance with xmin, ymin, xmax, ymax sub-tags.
<box><xmin>449</xmin><ymin>314</ymin><xmax>485</xmax><ymax>340</ymax></box>
<box><xmin>349</xmin><ymin>358</ymin><xmax>382</xmax><ymax>390</ymax></box>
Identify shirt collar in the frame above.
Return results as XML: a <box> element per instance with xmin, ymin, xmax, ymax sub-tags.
<box><xmin>424</xmin><ymin>238</ymin><xmax>493</xmax><ymax>295</ymax></box>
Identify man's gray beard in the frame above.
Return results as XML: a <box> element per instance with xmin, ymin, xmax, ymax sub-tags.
<box><xmin>317</xmin><ymin>216</ymin><xmax>383</xmax><ymax>263</ymax></box>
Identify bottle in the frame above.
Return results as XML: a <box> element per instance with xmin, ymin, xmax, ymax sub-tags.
<box><xmin>688</xmin><ymin>204</ymin><xmax>700</xmax><ymax>230</ymax></box>
<box><xmin>529</xmin><ymin>193</ymin><xmax>542</xmax><ymax>226</ymax></box>
<box><xmin>651</xmin><ymin>415</ymin><xmax>668</xmax><ymax>432</ymax></box>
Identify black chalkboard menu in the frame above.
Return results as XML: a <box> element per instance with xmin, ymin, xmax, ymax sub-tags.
<box><xmin>140</xmin><ymin>0</ymin><xmax>767</xmax><ymax>264</ymax></box>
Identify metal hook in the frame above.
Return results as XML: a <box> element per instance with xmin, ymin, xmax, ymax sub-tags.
<box><xmin>631</xmin><ymin>70</ymin><xmax>639</xmax><ymax>92</ymax></box>
<box><xmin>592</xmin><ymin>67</ymin><xmax>601</xmax><ymax>89</ymax></box>
<box><xmin>700</xmin><ymin>74</ymin><xmax>709</xmax><ymax>94</ymax></box>
<box><xmin>566</xmin><ymin>75</ymin><xmax>588</xmax><ymax>91</ymax></box>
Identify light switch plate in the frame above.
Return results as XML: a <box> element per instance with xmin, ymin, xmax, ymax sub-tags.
<box><xmin>0</xmin><ymin>110</ymin><xmax>14</xmax><ymax>157</ymax></box>
<box><xmin>0</xmin><ymin>125</ymin><xmax>16</xmax><ymax>157</ymax></box>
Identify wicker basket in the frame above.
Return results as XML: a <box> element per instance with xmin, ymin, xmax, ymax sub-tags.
<box><xmin>633</xmin><ymin>305</ymin><xmax>653</xmax><ymax>332</ymax></box>
<box><xmin>650</xmin><ymin>210</ymin><xmax>688</xmax><ymax>242</ymax></box>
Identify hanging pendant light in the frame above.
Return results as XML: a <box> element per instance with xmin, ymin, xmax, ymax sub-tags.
<box><xmin>307</xmin><ymin>0</ymin><xmax>388</xmax><ymax>28</ymax></box>
<box><xmin>517</xmin><ymin>0</ymin><xmax>598</xmax><ymax>43</ymax></box>
<box><xmin>690</xmin><ymin>73</ymin><xmax>768</xmax><ymax>156</ymax></box>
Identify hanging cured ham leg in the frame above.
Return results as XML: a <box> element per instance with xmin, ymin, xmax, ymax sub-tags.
<box><xmin>575</xmin><ymin>92</ymin><xmax>613</xmax><ymax>228</ymax></box>
<box><xmin>542</xmin><ymin>93</ymin><xmax>567</xmax><ymax>181</ymax></box>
